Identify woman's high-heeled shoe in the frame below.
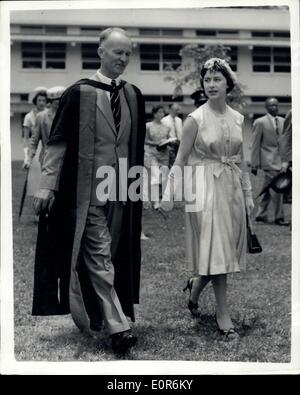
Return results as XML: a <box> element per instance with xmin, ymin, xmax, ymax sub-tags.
<box><xmin>183</xmin><ymin>278</ymin><xmax>200</xmax><ymax>318</ymax></box>
<box><xmin>214</xmin><ymin>314</ymin><xmax>239</xmax><ymax>340</ymax></box>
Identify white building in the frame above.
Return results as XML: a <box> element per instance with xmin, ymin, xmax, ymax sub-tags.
<box><xmin>10</xmin><ymin>7</ymin><xmax>291</xmax><ymax>160</ymax></box>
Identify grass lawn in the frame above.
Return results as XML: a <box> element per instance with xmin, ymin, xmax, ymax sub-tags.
<box><xmin>11</xmin><ymin>161</ymin><xmax>291</xmax><ymax>363</ymax></box>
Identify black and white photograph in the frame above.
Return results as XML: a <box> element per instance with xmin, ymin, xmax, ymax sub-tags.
<box><xmin>1</xmin><ymin>0</ymin><xmax>299</xmax><ymax>376</ymax></box>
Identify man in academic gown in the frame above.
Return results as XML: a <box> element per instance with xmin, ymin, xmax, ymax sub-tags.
<box><xmin>32</xmin><ymin>27</ymin><xmax>146</xmax><ymax>355</ymax></box>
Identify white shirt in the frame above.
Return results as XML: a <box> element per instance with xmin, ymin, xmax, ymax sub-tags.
<box><xmin>161</xmin><ymin>114</ymin><xmax>183</xmax><ymax>141</ymax></box>
<box><xmin>96</xmin><ymin>70</ymin><xmax>121</xmax><ymax>101</ymax></box>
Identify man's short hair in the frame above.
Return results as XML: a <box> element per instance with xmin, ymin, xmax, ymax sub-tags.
<box><xmin>169</xmin><ymin>103</ymin><xmax>180</xmax><ymax>110</ymax></box>
<box><xmin>265</xmin><ymin>97</ymin><xmax>278</xmax><ymax>106</ymax></box>
<box><xmin>99</xmin><ymin>27</ymin><xmax>130</xmax><ymax>46</ymax></box>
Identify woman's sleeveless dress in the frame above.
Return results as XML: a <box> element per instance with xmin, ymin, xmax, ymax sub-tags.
<box><xmin>185</xmin><ymin>102</ymin><xmax>247</xmax><ymax>275</ymax></box>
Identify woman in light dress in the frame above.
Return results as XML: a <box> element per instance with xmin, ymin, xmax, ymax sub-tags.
<box><xmin>23</xmin><ymin>87</ymin><xmax>48</xmax><ymax>169</ymax></box>
<box><xmin>22</xmin><ymin>87</ymin><xmax>48</xmax><ymax>197</ymax></box>
<box><xmin>164</xmin><ymin>58</ymin><xmax>254</xmax><ymax>339</ymax></box>
<box><xmin>29</xmin><ymin>86</ymin><xmax>66</xmax><ymax>166</ymax></box>
<box><xmin>144</xmin><ymin>105</ymin><xmax>172</xmax><ymax>210</ymax></box>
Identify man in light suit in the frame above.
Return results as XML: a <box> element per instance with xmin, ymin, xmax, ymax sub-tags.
<box><xmin>251</xmin><ymin>97</ymin><xmax>289</xmax><ymax>226</ymax></box>
<box><xmin>162</xmin><ymin>103</ymin><xmax>183</xmax><ymax>166</ymax></box>
<box><xmin>32</xmin><ymin>27</ymin><xmax>146</xmax><ymax>355</ymax></box>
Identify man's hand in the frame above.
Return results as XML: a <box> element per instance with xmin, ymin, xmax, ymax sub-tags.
<box><xmin>33</xmin><ymin>189</ymin><xmax>55</xmax><ymax>215</ymax></box>
<box><xmin>251</xmin><ymin>167</ymin><xmax>258</xmax><ymax>176</ymax></box>
<box><xmin>281</xmin><ymin>162</ymin><xmax>289</xmax><ymax>172</ymax></box>
<box><xmin>22</xmin><ymin>158</ymin><xmax>31</xmax><ymax>169</ymax></box>
<box><xmin>22</xmin><ymin>147</ymin><xmax>31</xmax><ymax>169</ymax></box>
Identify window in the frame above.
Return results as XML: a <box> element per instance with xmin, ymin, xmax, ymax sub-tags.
<box><xmin>252</xmin><ymin>46</ymin><xmax>271</xmax><ymax>72</ymax></box>
<box><xmin>162</xmin><ymin>95</ymin><xmax>183</xmax><ymax>102</ymax></box>
<box><xmin>251</xmin><ymin>96</ymin><xmax>291</xmax><ymax>104</ymax></box>
<box><xmin>21</xmin><ymin>42</ymin><xmax>66</xmax><ymax>69</ymax></box>
<box><xmin>22</xmin><ymin>42</ymin><xmax>43</xmax><ymax>68</ymax></box>
<box><xmin>140</xmin><ymin>44</ymin><xmax>181</xmax><ymax>71</ymax></box>
<box><xmin>143</xmin><ymin>95</ymin><xmax>161</xmax><ymax>102</ymax></box>
<box><xmin>251</xmin><ymin>96</ymin><xmax>269</xmax><ymax>103</ymax></box>
<box><xmin>252</xmin><ymin>31</ymin><xmax>271</xmax><ymax>38</ymax></box>
<box><xmin>227</xmin><ymin>46</ymin><xmax>238</xmax><ymax>71</ymax></box>
<box><xmin>20</xmin><ymin>25</ymin><xmax>66</xmax><ymax>34</ymax></box>
<box><xmin>273</xmin><ymin>47</ymin><xmax>290</xmax><ymax>72</ymax></box>
<box><xmin>81</xmin><ymin>43</ymin><xmax>99</xmax><ymax>69</ymax></box>
<box><xmin>139</xmin><ymin>28</ymin><xmax>182</xmax><ymax>36</ymax></box>
<box><xmin>273</xmin><ymin>31</ymin><xmax>290</xmax><ymax>38</ymax></box>
<box><xmin>196</xmin><ymin>29</ymin><xmax>216</xmax><ymax>37</ymax></box>
<box><xmin>45</xmin><ymin>26</ymin><xmax>66</xmax><ymax>34</ymax></box>
<box><xmin>278</xmin><ymin>96</ymin><xmax>291</xmax><ymax>103</ymax></box>
<box><xmin>80</xmin><ymin>26</ymin><xmax>103</xmax><ymax>36</ymax></box>
<box><xmin>140</xmin><ymin>44</ymin><xmax>160</xmax><ymax>70</ymax></box>
<box><xmin>162</xmin><ymin>29</ymin><xmax>183</xmax><ymax>36</ymax></box>
<box><xmin>20</xmin><ymin>25</ymin><xmax>44</xmax><ymax>34</ymax></box>
<box><xmin>140</xmin><ymin>28</ymin><xmax>160</xmax><ymax>36</ymax></box>
<box><xmin>162</xmin><ymin>45</ymin><xmax>181</xmax><ymax>70</ymax></box>
<box><xmin>143</xmin><ymin>95</ymin><xmax>183</xmax><ymax>103</ymax></box>
<box><xmin>252</xmin><ymin>46</ymin><xmax>290</xmax><ymax>73</ymax></box>
<box><xmin>251</xmin><ymin>30</ymin><xmax>290</xmax><ymax>38</ymax></box>
<box><xmin>20</xmin><ymin>94</ymin><xmax>29</xmax><ymax>102</ymax></box>
<box><xmin>45</xmin><ymin>43</ymin><xmax>66</xmax><ymax>69</ymax></box>
<box><xmin>217</xmin><ymin>30</ymin><xmax>239</xmax><ymax>36</ymax></box>
<box><xmin>196</xmin><ymin>30</ymin><xmax>238</xmax><ymax>37</ymax></box>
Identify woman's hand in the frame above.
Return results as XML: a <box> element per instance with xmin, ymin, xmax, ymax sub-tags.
<box><xmin>245</xmin><ymin>196</ymin><xmax>254</xmax><ymax>215</ymax></box>
<box><xmin>156</xmin><ymin>139</ymin><xmax>168</xmax><ymax>151</ymax></box>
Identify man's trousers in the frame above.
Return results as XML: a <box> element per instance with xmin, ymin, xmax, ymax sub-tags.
<box><xmin>81</xmin><ymin>204</ymin><xmax>130</xmax><ymax>335</ymax></box>
<box><xmin>256</xmin><ymin>170</ymin><xmax>285</xmax><ymax>221</ymax></box>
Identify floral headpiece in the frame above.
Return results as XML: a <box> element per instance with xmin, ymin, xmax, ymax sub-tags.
<box><xmin>203</xmin><ymin>57</ymin><xmax>237</xmax><ymax>85</ymax></box>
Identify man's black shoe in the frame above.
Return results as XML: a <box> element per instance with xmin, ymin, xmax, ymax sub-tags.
<box><xmin>255</xmin><ymin>216</ymin><xmax>269</xmax><ymax>223</ymax></box>
<box><xmin>274</xmin><ymin>219</ymin><xmax>290</xmax><ymax>226</ymax></box>
<box><xmin>111</xmin><ymin>330</ymin><xmax>137</xmax><ymax>355</ymax></box>
<box><xmin>90</xmin><ymin>319</ymin><xmax>103</xmax><ymax>332</ymax></box>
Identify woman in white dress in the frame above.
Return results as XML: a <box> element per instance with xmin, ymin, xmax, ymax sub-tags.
<box><xmin>22</xmin><ymin>87</ymin><xmax>47</xmax><ymax>199</ymax></box>
<box><xmin>23</xmin><ymin>87</ymin><xmax>47</xmax><ymax>169</ymax></box>
<box><xmin>144</xmin><ymin>105</ymin><xmax>172</xmax><ymax>209</ymax></box>
<box><xmin>165</xmin><ymin>58</ymin><xmax>254</xmax><ymax>339</ymax></box>
<box><xmin>29</xmin><ymin>86</ymin><xmax>66</xmax><ymax>166</ymax></box>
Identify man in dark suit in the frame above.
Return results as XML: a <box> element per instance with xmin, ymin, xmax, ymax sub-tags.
<box><xmin>32</xmin><ymin>27</ymin><xmax>146</xmax><ymax>355</ymax></box>
<box><xmin>251</xmin><ymin>97</ymin><xmax>289</xmax><ymax>226</ymax></box>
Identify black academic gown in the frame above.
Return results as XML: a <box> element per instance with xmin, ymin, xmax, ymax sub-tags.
<box><xmin>32</xmin><ymin>79</ymin><xmax>146</xmax><ymax>329</ymax></box>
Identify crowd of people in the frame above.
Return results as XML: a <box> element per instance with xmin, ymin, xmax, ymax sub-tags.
<box><xmin>20</xmin><ymin>27</ymin><xmax>292</xmax><ymax>355</ymax></box>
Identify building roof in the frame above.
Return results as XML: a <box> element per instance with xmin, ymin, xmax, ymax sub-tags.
<box><xmin>10</xmin><ymin>7</ymin><xmax>290</xmax><ymax>30</ymax></box>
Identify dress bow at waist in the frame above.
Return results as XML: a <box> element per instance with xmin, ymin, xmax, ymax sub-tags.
<box><xmin>189</xmin><ymin>154</ymin><xmax>242</xmax><ymax>178</ymax></box>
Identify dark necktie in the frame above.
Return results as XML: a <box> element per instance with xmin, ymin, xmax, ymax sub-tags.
<box><xmin>275</xmin><ymin>117</ymin><xmax>279</xmax><ymax>135</ymax></box>
<box><xmin>110</xmin><ymin>79</ymin><xmax>121</xmax><ymax>133</ymax></box>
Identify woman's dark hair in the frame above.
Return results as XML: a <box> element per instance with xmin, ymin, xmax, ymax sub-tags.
<box><xmin>151</xmin><ymin>105</ymin><xmax>164</xmax><ymax>116</ymax></box>
<box><xmin>200</xmin><ymin>59</ymin><xmax>235</xmax><ymax>94</ymax></box>
<box><xmin>32</xmin><ymin>91</ymin><xmax>47</xmax><ymax>105</ymax></box>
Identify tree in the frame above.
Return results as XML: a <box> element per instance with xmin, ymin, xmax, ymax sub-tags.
<box><xmin>165</xmin><ymin>44</ymin><xmax>246</xmax><ymax>111</ymax></box>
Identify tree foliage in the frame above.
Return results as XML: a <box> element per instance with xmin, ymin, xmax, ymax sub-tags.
<box><xmin>165</xmin><ymin>44</ymin><xmax>247</xmax><ymax>111</ymax></box>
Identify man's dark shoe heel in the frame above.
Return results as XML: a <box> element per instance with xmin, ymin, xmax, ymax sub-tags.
<box><xmin>111</xmin><ymin>331</ymin><xmax>137</xmax><ymax>355</ymax></box>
